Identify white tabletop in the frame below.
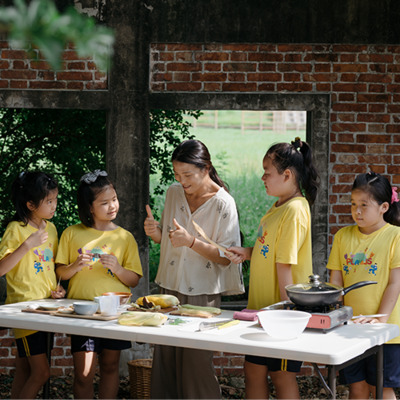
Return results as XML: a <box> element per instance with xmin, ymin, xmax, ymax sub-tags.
<box><xmin>0</xmin><ymin>299</ymin><xmax>398</xmax><ymax>366</ymax></box>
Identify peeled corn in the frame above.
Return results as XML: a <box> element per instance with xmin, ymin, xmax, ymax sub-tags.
<box><xmin>118</xmin><ymin>311</ymin><xmax>168</xmax><ymax>326</ymax></box>
<box><xmin>135</xmin><ymin>294</ymin><xmax>180</xmax><ymax>309</ymax></box>
<box><xmin>180</xmin><ymin>304</ymin><xmax>221</xmax><ymax>315</ymax></box>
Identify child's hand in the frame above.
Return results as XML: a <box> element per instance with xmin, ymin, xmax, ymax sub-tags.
<box><xmin>71</xmin><ymin>253</ymin><xmax>92</xmax><ymax>272</ymax></box>
<box><xmin>51</xmin><ymin>285</ymin><xmax>66</xmax><ymax>299</ymax></box>
<box><xmin>144</xmin><ymin>205</ymin><xmax>160</xmax><ymax>236</ymax></box>
<box><xmin>25</xmin><ymin>229</ymin><xmax>48</xmax><ymax>249</ymax></box>
<box><xmin>100</xmin><ymin>254</ymin><xmax>123</xmax><ymax>274</ymax></box>
<box><xmin>353</xmin><ymin>316</ymin><xmax>380</xmax><ymax>324</ymax></box>
<box><xmin>226</xmin><ymin>246</ymin><xmax>250</xmax><ymax>264</ymax></box>
<box><xmin>169</xmin><ymin>219</ymin><xmax>192</xmax><ymax>248</ymax></box>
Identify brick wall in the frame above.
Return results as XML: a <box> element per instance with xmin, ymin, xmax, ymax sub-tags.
<box><xmin>0</xmin><ymin>42</ymin><xmax>107</xmax><ymax>90</ymax></box>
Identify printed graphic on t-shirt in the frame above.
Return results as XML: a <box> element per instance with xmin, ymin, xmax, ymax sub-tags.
<box><xmin>256</xmin><ymin>223</ymin><xmax>270</xmax><ymax>259</ymax></box>
<box><xmin>77</xmin><ymin>244</ymin><xmax>115</xmax><ymax>277</ymax></box>
<box><xmin>343</xmin><ymin>249</ymin><xmax>377</xmax><ymax>276</ymax></box>
<box><xmin>33</xmin><ymin>243</ymin><xmax>54</xmax><ymax>273</ymax></box>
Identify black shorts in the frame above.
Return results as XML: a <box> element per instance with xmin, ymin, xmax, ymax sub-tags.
<box><xmin>245</xmin><ymin>354</ymin><xmax>302</xmax><ymax>373</ymax></box>
<box><xmin>340</xmin><ymin>344</ymin><xmax>400</xmax><ymax>388</ymax></box>
<box><xmin>16</xmin><ymin>331</ymin><xmax>54</xmax><ymax>358</ymax></box>
<box><xmin>71</xmin><ymin>335</ymin><xmax>131</xmax><ymax>354</ymax></box>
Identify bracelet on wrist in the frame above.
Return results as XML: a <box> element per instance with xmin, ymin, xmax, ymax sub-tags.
<box><xmin>189</xmin><ymin>236</ymin><xmax>196</xmax><ymax>249</ymax></box>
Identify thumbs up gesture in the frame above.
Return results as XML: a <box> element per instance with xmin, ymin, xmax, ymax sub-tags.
<box><xmin>144</xmin><ymin>205</ymin><xmax>160</xmax><ymax>237</ymax></box>
<box><xmin>169</xmin><ymin>218</ymin><xmax>193</xmax><ymax>248</ymax></box>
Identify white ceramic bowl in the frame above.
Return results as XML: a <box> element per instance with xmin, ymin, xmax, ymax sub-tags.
<box><xmin>73</xmin><ymin>302</ymin><xmax>99</xmax><ymax>316</ymax></box>
<box><xmin>257</xmin><ymin>310</ymin><xmax>311</xmax><ymax>339</ymax></box>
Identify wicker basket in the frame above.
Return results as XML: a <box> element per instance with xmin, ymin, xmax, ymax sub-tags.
<box><xmin>127</xmin><ymin>358</ymin><xmax>152</xmax><ymax>399</ymax></box>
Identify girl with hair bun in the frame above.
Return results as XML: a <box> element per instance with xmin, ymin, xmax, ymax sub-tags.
<box><xmin>328</xmin><ymin>172</ymin><xmax>400</xmax><ymax>399</ymax></box>
<box><xmin>227</xmin><ymin>137</ymin><xmax>320</xmax><ymax>399</ymax></box>
<box><xmin>144</xmin><ymin>139</ymin><xmax>244</xmax><ymax>399</ymax></box>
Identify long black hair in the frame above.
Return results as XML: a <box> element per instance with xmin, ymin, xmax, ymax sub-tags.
<box><xmin>171</xmin><ymin>139</ymin><xmax>229</xmax><ymax>192</ymax></box>
<box><xmin>266</xmin><ymin>137</ymin><xmax>320</xmax><ymax>206</ymax></box>
<box><xmin>352</xmin><ymin>172</ymin><xmax>400</xmax><ymax>226</ymax></box>
<box><xmin>77</xmin><ymin>171</ymin><xmax>116</xmax><ymax>228</ymax></box>
<box><xmin>3</xmin><ymin>171</ymin><xmax>58</xmax><ymax>227</ymax></box>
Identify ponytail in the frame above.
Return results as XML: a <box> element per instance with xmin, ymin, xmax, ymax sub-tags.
<box><xmin>352</xmin><ymin>172</ymin><xmax>400</xmax><ymax>226</ymax></box>
<box><xmin>266</xmin><ymin>138</ymin><xmax>320</xmax><ymax>206</ymax></box>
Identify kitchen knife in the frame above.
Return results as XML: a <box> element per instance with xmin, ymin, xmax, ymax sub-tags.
<box><xmin>198</xmin><ymin>319</ymin><xmax>238</xmax><ymax>331</ymax></box>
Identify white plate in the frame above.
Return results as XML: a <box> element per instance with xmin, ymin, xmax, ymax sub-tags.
<box><xmin>40</xmin><ymin>304</ymin><xmax>63</xmax><ymax>311</ymax></box>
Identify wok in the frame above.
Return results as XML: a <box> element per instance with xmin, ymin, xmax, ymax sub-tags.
<box><xmin>285</xmin><ymin>274</ymin><xmax>377</xmax><ymax>307</ymax></box>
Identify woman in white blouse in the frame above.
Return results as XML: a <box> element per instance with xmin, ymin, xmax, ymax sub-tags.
<box><xmin>145</xmin><ymin>139</ymin><xmax>244</xmax><ymax>399</ymax></box>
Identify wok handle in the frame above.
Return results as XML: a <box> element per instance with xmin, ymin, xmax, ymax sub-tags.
<box><xmin>342</xmin><ymin>281</ymin><xmax>377</xmax><ymax>296</ymax></box>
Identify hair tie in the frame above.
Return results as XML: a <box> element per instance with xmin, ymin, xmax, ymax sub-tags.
<box><xmin>291</xmin><ymin>137</ymin><xmax>302</xmax><ymax>152</ymax></box>
<box><xmin>80</xmin><ymin>170</ymin><xmax>108</xmax><ymax>184</ymax></box>
<box><xmin>391</xmin><ymin>187</ymin><xmax>399</xmax><ymax>204</ymax></box>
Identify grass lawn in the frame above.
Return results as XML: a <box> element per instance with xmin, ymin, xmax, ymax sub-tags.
<box><xmin>149</xmin><ymin>119</ymin><xmax>306</xmax><ymax>290</ymax></box>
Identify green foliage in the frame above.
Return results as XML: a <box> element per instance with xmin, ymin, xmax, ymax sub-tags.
<box><xmin>0</xmin><ymin>0</ymin><xmax>114</xmax><ymax>71</ymax></box>
<box><xmin>0</xmin><ymin>108</ymin><xmax>106</xmax><ymax>236</ymax></box>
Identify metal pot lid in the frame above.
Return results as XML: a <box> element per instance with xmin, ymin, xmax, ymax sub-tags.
<box><xmin>285</xmin><ymin>274</ymin><xmax>343</xmax><ymax>293</ymax></box>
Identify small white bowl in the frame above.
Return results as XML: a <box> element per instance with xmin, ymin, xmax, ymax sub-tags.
<box><xmin>73</xmin><ymin>302</ymin><xmax>99</xmax><ymax>316</ymax></box>
<box><xmin>257</xmin><ymin>310</ymin><xmax>311</xmax><ymax>340</ymax></box>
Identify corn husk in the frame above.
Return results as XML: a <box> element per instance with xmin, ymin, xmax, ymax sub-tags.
<box><xmin>169</xmin><ymin>305</ymin><xmax>221</xmax><ymax>318</ymax></box>
<box><xmin>118</xmin><ymin>311</ymin><xmax>168</xmax><ymax>326</ymax></box>
<box><xmin>180</xmin><ymin>304</ymin><xmax>221</xmax><ymax>315</ymax></box>
<box><xmin>135</xmin><ymin>294</ymin><xmax>180</xmax><ymax>309</ymax></box>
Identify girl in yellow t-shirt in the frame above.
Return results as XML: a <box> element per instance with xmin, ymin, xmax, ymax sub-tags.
<box><xmin>227</xmin><ymin>138</ymin><xmax>320</xmax><ymax>400</ymax></box>
<box><xmin>327</xmin><ymin>172</ymin><xmax>400</xmax><ymax>400</ymax></box>
<box><xmin>0</xmin><ymin>171</ymin><xmax>65</xmax><ymax>399</ymax></box>
<box><xmin>56</xmin><ymin>170</ymin><xmax>142</xmax><ymax>400</ymax></box>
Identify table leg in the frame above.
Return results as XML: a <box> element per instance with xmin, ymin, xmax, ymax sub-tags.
<box><xmin>328</xmin><ymin>365</ymin><xmax>337</xmax><ymax>399</ymax></box>
<box><xmin>43</xmin><ymin>332</ymin><xmax>52</xmax><ymax>399</ymax></box>
<box><xmin>376</xmin><ymin>345</ymin><xmax>384</xmax><ymax>400</ymax></box>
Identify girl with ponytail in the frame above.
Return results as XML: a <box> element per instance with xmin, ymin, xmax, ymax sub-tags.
<box><xmin>144</xmin><ymin>139</ymin><xmax>244</xmax><ymax>399</ymax></box>
<box><xmin>328</xmin><ymin>172</ymin><xmax>400</xmax><ymax>399</ymax></box>
<box><xmin>227</xmin><ymin>137</ymin><xmax>320</xmax><ymax>399</ymax></box>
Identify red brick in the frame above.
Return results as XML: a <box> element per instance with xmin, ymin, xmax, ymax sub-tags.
<box><xmin>371</xmin><ymin>64</ymin><xmax>387</xmax><ymax>73</ymax></box>
<box><xmin>30</xmin><ymin>60</ymin><xmax>51</xmax><ymax>70</ymax></box>
<box><xmin>339</xmin><ymin>174</ymin><xmax>357</xmax><ymax>183</ymax></box>
<box><xmin>258</xmin><ymin>45</ymin><xmax>276</xmax><ymax>51</ymax></box>
<box><xmin>358</xmin><ymin>94</ymin><xmax>391</xmax><ymax>102</ymax></box>
<box><xmin>369</xmin><ymin>104</ymin><xmax>385</xmax><ymax>113</ymax></box>
<box><xmin>338</xmin><ymin>93</ymin><xmax>355</xmax><ymax>101</ymax></box>
<box><xmin>304</xmin><ymin>73</ymin><xmax>338</xmax><ymax>82</ymax></box>
<box><xmin>365</xmin><ymin>54</ymin><xmax>393</xmax><ymax>63</ymax></box>
<box><xmin>370</xmin><ymin>165</ymin><xmax>386</xmax><ymax>174</ymax></box>
<box><xmin>167</xmin><ymin>44</ymin><xmax>202</xmax><ymax>51</ymax></box>
<box><xmin>333</xmin><ymin>64</ymin><xmax>368</xmax><ymax>72</ymax></box>
<box><xmin>278</xmin><ymin>63</ymin><xmax>312</xmax><ymax>72</ymax></box>
<box><xmin>223</xmin><ymin>63</ymin><xmax>256</xmax><ymax>72</ymax></box>
<box><xmin>151</xmin><ymin>43</ymin><xmax>166</xmax><ymax>51</ymax></box>
<box><xmin>332</xmin><ymin>144</ymin><xmax>366</xmax><ymax>153</ymax></box>
<box><xmin>333</xmin><ymin>205</ymin><xmax>351</xmax><ymax>213</ymax></box>
<box><xmin>338</xmin><ymin>114</ymin><xmax>355</xmax><ymax>122</ymax></box>
<box><xmin>393</xmin><ymin>176</ymin><xmax>400</xmax><ymax>184</ymax></box>
<box><xmin>315</xmin><ymin>64</ymin><xmax>331</xmax><ymax>72</ymax></box>
<box><xmin>151</xmin><ymin>83</ymin><xmax>165</xmax><ymax>91</ymax></box>
<box><xmin>304</xmin><ymin>53</ymin><xmax>338</xmax><ymax>62</ymax></box>
<box><xmin>388</xmin><ymin>84</ymin><xmax>400</xmax><ymax>93</ymax></box>
<box><xmin>248</xmin><ymin>53</ymin><xmax>283</xmax><ymax>62</ymax></box>
<box><xmin>10</xmin><ymin>80</ymin><xmax>28</xmax><ymax>89</ymax></box>
<box><xmin>247</xmin><ymin>73</ymin><xmax>281</xmax><ymax>81</ymax></box>
<box><xmin>56</xmin><ymin>72</ymin><xmax>92</xmax><ymax>80</ymax></box>
<box><xmin>38</xmin><ymin>71</ymin><xmax>55</xmax><ymax>80</ymax></box>
<box><xmin>332</xmin><ymin>165</ymin><xmax>366</xmax><ymax>173</ymax></box>
<box><xmin>153</xmin><ymin>72</ymin><xmax>172</xmax><ymax>82</ymax></box>
<box><xmin>338</xmin><ymin>155</ymin><xmax>356</xmax><ymax>163</ymax></box>
<box><xmin>30</xmin><ymin>80</ymin><xmax>63</xmax><ymax>92</ymax></box>
<box><xmin>2</xmin><ymin>50</ymin><xmax>29</xmax><ymax>59</ymax></box>
<box><xmin>277</xmin><ymin>44</ymin><xmax>312</xmax><ymax>52</ymax></box>
<box><xmin>356</xmin><ymin>134</ymin><xmax>390</xmax><ymax>143</ymax></box>
<box><xmin>86</xmin><ymin>81</ymin><xmax>107</xmax><ymax>90</ymax></box>
<box><xmin>230</xmin><ymin>52</ymin><xmax>247</xmax><ymax>61</ymax></box>
<box><xmin>67</xmin><ymin>61</ymin><xmax>86</xmax><ymax>70</ymax></box>
<box><xmin>0</xmin><ymin>348</ymin><xmax>9</xmax><ymax>357</ymax></box>
<box><xmin>276</xmin><ymin>83</ymin><xmax>312</xmax><ymax>92</ymax></box>
<box><xmin>61</xmin><ymin>51</ymin><xmax>88</xmax><ymax>60</ymax></box>
<box><xmin>51</xmin><ymin>348</ymin><xmax>64</xmax><ymax>357</ymax></box>
<box><xmin>152</xmin><ymin>63</ymin><xmax>165</xmax><ymax>72</ymax></box>
<box><xmin>195</xmin><ymin>52</ymin><xmax>229</xmax><ymax>61</ymax></box>
<box><xmin>338</xmin><ymin>133</ymin><xmax>354</xmax><ymax>141</ymax></box>
<box><xmin>316</xmin><ymin>83</ymin><xmax>331</xmax><ymax>91</ymax></box>
<box><xmin>174</xmin><ymin>72</ymin><xmax>191</xmax><ymax>81</ymax></box>
<box><xmin>386</xmin><ymin>125</ymin><xmax>400</xmax><ymax>133</ymax></box>
<box><xmin>204</xmin><ymin>63</ymin><xmax>221</xmax><ymax>71</ymax></box>
<box><xmin>87</xmin><ymin>61</ymin><xmax>98</xmax><ymax>70</ymax></box>
<box><xmin>166</xmin><ymin>82</ymin><xmax>201</xmax><ymax>91</ymax></box>
<box><xmin>339</xmin><ymin>215</ymin><xmax>355</xmax><ymax>224</ymax></box>
<box><xmin>258</xmin><ymin>83</ymin><xmax>275</xmax><ymax>91</ymax></box>
<box><xmin>95</xmin><ymin>71</ymin><xmax>106</xmax><ymax>80</ymax></box>
<box><xmin>332</xmin><ymin>184</ymin><xmax>353</xmax><ymax>193</ymax></box>
<box><xmin>0</xmin><ymin>358</ymin><xmax>16</xmax><ymax>367</ymax></box>
<box><xmin>0</xmin><ymin>41</ymin><xmax>8</xmax><ymax>49</ymax></box>
<box><xmin>388</xmin><ymin>46</ymin><xmax>400</xmax><ymax>53</ymax></box>
<box><xmin>340</xmin><ymin>54</ymin><xmax>357</xmax><ymax>62</ymax></box>
<box><xmin>204</xmin><ymin>44</ymin><xmax>222</xmax><ymax>51</ymax></box>
<box><xmin>222</xmin><ymin>82</ymin><xmax>257</xmax><ymax>91</ymax></box>
<box><xmin>258</xmin><ymin>63</ymin><xmax>276</xmax><ymax>72</ymax></box>
<box><xmin>368</xmin><ymin>124</ymin><xmax>385</xmax><ymax>132</ymax></box>
<box><xmin>329</xmin><ymin>195</ymin><xmax>338</xmax><ymax>204</ymax></box>
<box><xmin>358</xmin><ymin>155</ymin><xmax>391</xmax><ymax>164</ymax></box>
<box><xmin>386</xmin><ymin>145</ymin><xmax>400</xmax><ymax>153</ymax></box>
<box><xmin>222</xmin><ymin>44</ymin><xmax>258</xmax><ymax>51</ymax></box>
<box><xmin>228</xmin><ymin>73</ymin><xmax>245</xmax><ymax>82</ymax></box>
<box><xmin>54</xmin><ymin>358</ymin><xmax>74</xmax><ymax>366</ymax></box>
<box><xmin>191</xmin><ymin>73</ymin><xmax>227</xmax><ymax>82</ymax></box>
<box><xmin>285</xmin><ymin>54</ymin><xmax>302</xmax><ymax>62</ymax></box>
<box><xmin>341</xmin><ymin>74</ymin><xmax>357</xmax><ymax>82</ymax></box>
<box><xmin>166</xmin><ymin>63</ymin><xmax>201</xmax><ymax>72</ymax></box>
<box><xmin>284</xmin><ymin>73</ymin><xmax>300</xmax><ymax>81</ymax></box>
<box><xmin>332</xmin><ymin>83</ymin><xmax>367</xmax><ymax>92</ymax></box>
<box><xmin>369</xmin><ymin>84</ymin><xmax>385</xmax><ymax>93</ymax></box>
<box><xmin>66</xmin><ymin>81</ymin><xmax>84</xmax><ymax>89</ymax></box>
<box><xmin>204</xmin><ymin>82</ymin><xmax>221</xmax><ymax>91</ymax></box>
<box><xmin>213</xmin><ymin>357</ymin><xmax>229</xmax><ymax>366</ymax></box>
<box><xmin>358</xmin><ymin>74</ymin><xmax>392</xmax><ymax>83</ymax></box>
<box><xmin>333</xmin><ymin>45</ymin><xmax>368</xmax><ymax>52</ymax></box>
<box><xmin>12</xmin><ymin>60</ymin><xmax>27</xmax><ymax>69</ymax></box>
<box><xmin>331</xmin><ymin>123</ymin><xmax>366</xmax><ymax>132</ymax></box>
<box><xmin>1</xmin><ymin>70</ymin><xmax>36</xmax><ymax>79</ymax></box>
<box><xmin>176</xmin><ymin>52</ymin><xmax>193</xmax><ymax>61</ymax></box>
<box><xmin>230</xmin><ymin>357</ymin><xmax>245</xmax><ymax>367</ymax></box>
<box><xmin>357</xmin><ymin>114</ymin><xmax>390</xmax><ymax>123</ymax></box>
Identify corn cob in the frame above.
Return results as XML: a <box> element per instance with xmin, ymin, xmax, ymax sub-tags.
<box><xmin>135</xmin><ymin>294</ymin><xmax>179</xmax><ymax>309</ymax></box>
<box><xmin>180</xmin><ymin>304</ymin><xmax>221</xmax><ymax>315</ymax></box>
<box><xmin>118</xmin><ymin>311</ymin><xmax>168</xmax><ymax>326</ymax></box>
<box><xmin>169</xmin><ymin>307</ymin><xmax>214</xmax><ymax>318</ymax></box>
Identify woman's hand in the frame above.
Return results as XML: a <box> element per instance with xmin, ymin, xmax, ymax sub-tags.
<box><xmin>169</xmin><ymin>219</ymin><xmax>194</xmax><ymax>248</ymax></box>
<box><xmin>226</xmin><ymin>246</ymin><xmax>253</xmax><ymax>264</ymax></box>
<box><xmin>353</xmin><ymin>316</ymin><xmax>380</xmax><ymax>324</ymax></box>
<box><xmin>144</xmin><ymin>205</ymin><xmax>160</xmax><ymax>236</ymax></box>
<box><xmin>25</xmin><ymin>229</ymin><xmax>48</xmax><ymax>249</ymax></box>
<box><xmin>100</xmin><ymin>254</ymin><xmax>123</xmax><ymax>274</ymax></box>
<box><xmin>51</xmin><ymin>285</ymin><xmax>66</xmax><ymax>299</ymax></box>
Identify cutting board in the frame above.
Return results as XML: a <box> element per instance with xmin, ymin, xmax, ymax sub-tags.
<box><xmin>22</xmin><ymin>308</ymin><xmax>56</xmax><ymax>315</ymax></box>
<box><xmin>127</xmin><ymin>306</ymin><xmax>177</xmax><ymax>314</ymax></box>
<box><xmin>54</xmin><ymin>312</ymin><xmax>120</xmax><ymax>321</ymax></box>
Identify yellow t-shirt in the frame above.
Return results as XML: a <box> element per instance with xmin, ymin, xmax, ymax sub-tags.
<box><xmin>327</xmin><ymin>223</ymin><xmax>400</xmax><ymax>344</ymax></box>
<box><xmin>0</xmin><ymin>220</ymin><xmax>58</xmax><ymax>338</ymax></box>
<box><xmin>247</xmin><ymin>197</ymin><xmax>313</xmax><ymax>310</ymax></box>
<box><xmin>56</xmin><ymin>224</ymin><xmax>143</xmax><ymax>300</ymax></box>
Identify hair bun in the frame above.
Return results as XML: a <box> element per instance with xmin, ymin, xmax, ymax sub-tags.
<box><xmin>291</xmin><ymin>137</ymin><xmax>302</xmax><ymax>150</ymax></box>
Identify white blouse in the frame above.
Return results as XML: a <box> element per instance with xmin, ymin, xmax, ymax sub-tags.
<box><xmin>155</xmin><ymin>183</ymin><xmax>244</xmax><ymax>296</ymax></box>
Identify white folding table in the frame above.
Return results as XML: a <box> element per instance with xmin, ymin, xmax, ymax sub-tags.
<box><xmin>0</xmin><ymin>299</ymin><xmax>398</xmax><ymax>399</ymax></box>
